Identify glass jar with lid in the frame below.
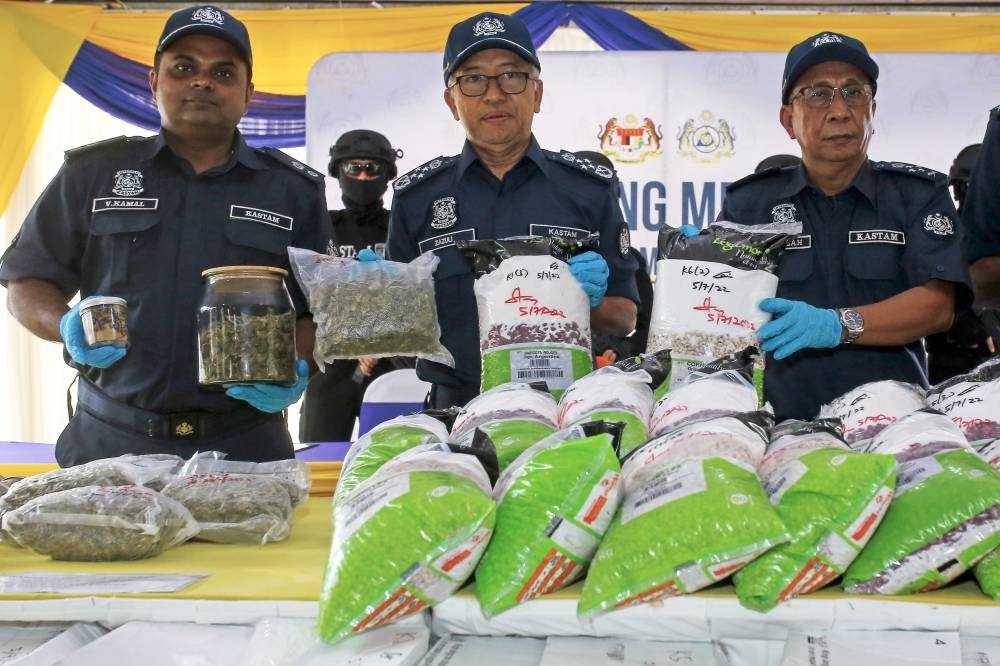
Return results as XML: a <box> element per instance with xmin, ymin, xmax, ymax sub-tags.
<box><xmin>197</xmin><ymin>266</ymin><xmax>297</xmax><ymax>387</ymax></box>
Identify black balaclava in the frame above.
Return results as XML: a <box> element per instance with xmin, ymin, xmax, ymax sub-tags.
<box><xmin>339</xmin><ymin>170</ymin><xmax>388</xmax><ymax>211</ymax></box>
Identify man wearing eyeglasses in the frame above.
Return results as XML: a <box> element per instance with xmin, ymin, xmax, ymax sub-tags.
<box><xmin>715</xmin><ymin>31</ymin><xmax>970</xmax><ymax>421</ymax></box>
<box><xmin>299</xmin><ymin>129</ymin><xmax>411</xmax><ymax>442</ymax></box>
<box><xmin>387</xmin><ymin>12</ymin><xmax>639</xmax><ymax>409</ymax></box>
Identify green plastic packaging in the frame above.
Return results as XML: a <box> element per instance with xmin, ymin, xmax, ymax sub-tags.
<box><xmin>558</xmin><ymin>366</ymin><xmax>654</xmax><ymax>457</ymax></box>
<box><xmin>476</xmin><ymin>425</ymin><xmax>623</xmax><ymax>617</ymax></box>
<box><xmin>974</xmin><ymin>548</ymin><xmax>1000</xmax><ymax>600</ymax></box>
<box><xmin>733</xmin><ymin>420</ymin><xmax>896</xmax><ymax>611</ymax></box>
<box><xmin>318</xmin><ymin>446</ymin><xmax>496</xmax><ymax>643</ymax></box>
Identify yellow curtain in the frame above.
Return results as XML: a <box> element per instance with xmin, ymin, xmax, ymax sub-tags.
<box><xmin>0</xmin><ymin>2</ymin><xmax>100</xmax><ymax>220</ymax></box>
<box><xmin>629</xmin><ymin>11</ymin><xmax>1000</xmax><ymax>52</ymax></box>
<box><xmin>87</xmin><ymin>3</ymin><xmax>527</xmax><ymax>96</ymax></box>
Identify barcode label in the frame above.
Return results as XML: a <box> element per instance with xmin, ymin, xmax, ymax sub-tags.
<box><xmin>622</xmin><ymin>460</ymin><xmax>707</xmax><ymax>523</ymax></box>
<box><xmin>510</xmin><ymin>349</ymin><xmax>573</xmax><ymax>390</ymax></box>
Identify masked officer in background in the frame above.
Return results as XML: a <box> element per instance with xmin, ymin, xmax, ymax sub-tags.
<box><xmin>0</xmin><ymin>6</ymin><xmax>330</xmax><ymax>465</ymax></box>
<box><xmin>299</xmin><ymin>130</ymin><xmax>411</xmax><ymax>442</ymax></box>
<box><xmin>712</xmin><ymin>31</ymin><xmax>971</xmax><ymax>420</ymax></box>
<box><xmin>386</xmin><ymin>12</ymin><xmax>639</xmax><ymax>409</ymax></box>
<box><xmin>964</xmin><ymin>108</ymin><xmax>1000</xmax><ymax>309</ymax></box>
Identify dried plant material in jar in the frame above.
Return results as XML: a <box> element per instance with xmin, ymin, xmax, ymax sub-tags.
<box><xmin>79</xmin><ymin>296</ymin><xmax>129</xmax><ymax>349</ymax></box>
<box><xmin>288</xmin><ymin>249</ymin><xmax>453</xmax><ymax>368</ymax></box>
<box><xmin>161</xmin><ymin>473</ymin><xmax>293</xmax><ymax>544</ymax></box>
<box><xmin>2</xmin><ymin>485</ymin><xmax>199</xmax><ymax>561</ymax></box>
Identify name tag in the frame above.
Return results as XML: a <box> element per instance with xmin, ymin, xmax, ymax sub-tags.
<box><xmin>418</xmin><ymin>228</ymin><xmax>476</xmax><ymax>254</ymax></box>
<box><xmin>849</xmin><ymin>230</ymin><xmax>905</xmax><ymax>245</ymax></box>
<box><xmin>92</xmin><ymin>198</ymin><xmax>158</xmax><ymax>212</ymax></box>
<box><xmin>786</xmin><ymin>234</ymin><xmax>812</xmax><ymax>250</ymax></box>
<box><xmin>230</xmin><ymin>205</ymin><xmax>293</xmax><ymax>231</ymax></box>
<box><xmin>529</xmin><ymin>224</ymin><xmax>588</xmax><ymax>240</ymax></box>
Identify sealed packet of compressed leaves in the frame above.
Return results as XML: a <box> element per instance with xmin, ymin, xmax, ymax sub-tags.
<box><xmin>476</xmin><ymin>422</ymin><xmax>624</xmax><ymax>617</ymax></box>
<box><xmin>648</xmin><ymin>346</ymin><xmax>759</xmax><ymax>438</ymax></box>
<box><xmin>288</xmin><ymin>247</ymin><xmax>453</xmax><ymax>369</ymax></box>
<box><xmin>161</xmin><ymin>473</ymin><xmax>293</xmax><ymax>544</ymax></box>
<box><xmin>335</xmin><ymin>413</ymin><xmax>451</xmax><ymax>503</ymax></box>
<box><xmin>578</xmin><ymin>412</ymin><xmax>788</xmax><ymax>617</ymax></box>
<box><xmin>733</xmin><ymin>419</ymin><xmax>896</xmax><ymax>611</ymax></box>
<box><xmin>178</xmin><ymin>452</ymin><xmax>311</xmax><ymax>507</ymax></box>
<box><xmin>318</xmin><ymin>443</ymin><xmax>496</xmax><ymax>644</ymax></box>
<box><xmin>647</xmin><ymin>221</ymin><xmax>800</xmax><ymax>391</ymax></box>
<box><xmin>0</xmin><ymin>453</ymin><xmax>184</xmax><ymax>514</ymax></box>
<box><xmin>843</xmin><ymin>409</ymin><xmax>1000</xmax><ymax>595</ymax></box>
<box><xmin>557</xmin><ymin>365</ymin><xmax>653</xmax><ymax>458</ymax></box>
<box><xmin>457</xmin><ymin>237</ymin><xmax>594</xmax><ymax>398</ymax></box>
<box><xmin>926</xmin><ymin>356</ymin><xmax>1000</xmax><ymax>445</ymax></box>
<box><xmin>817</xmin><ymin>380</ymin><xmax>927</xmax><ymax>451</ymax></box>
<box><xmin>450</xmin><ymin>382</ymin><xmax>558</xmax><ymax>471</ymax></box>
<box><xmin>2</xmin><ymin>484</ymin><xmax>199</xmax><ymax>561</ymax></box>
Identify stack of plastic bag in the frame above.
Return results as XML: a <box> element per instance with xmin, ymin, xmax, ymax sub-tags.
<box><xmin>557</xmin><ymin>366</ymin><xmax>654</xmax><ymax>458</ymax></box>
<box><xmin>817</xmin><ymin>380</ymin><xmax>927</xmax><ymax>450</ymax></box>
<box><xmin>926</xmin><ymin>356</ymin><xmax>1000</xmax><ymax>445</ymax></box>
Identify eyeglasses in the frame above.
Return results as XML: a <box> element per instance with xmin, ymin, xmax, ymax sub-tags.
<box><xmin>791</xmin><ymin>84</ymin><xmax>874</xmax><ymax>109</ymax></box>
<box><xmin>449</xmin><ymin>71</ymin><xmax>533</xmax><ymax>97</ymax></box>
<box><xmin>341</xmin><ymin>161</ymin><xmax>383</xmax><ymax>177</ymax></box>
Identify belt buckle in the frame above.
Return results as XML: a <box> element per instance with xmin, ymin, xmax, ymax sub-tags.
<box><xmin>169</xmin><ymin>413</ymin><xmax>201</xmax><ymax>439</ymax></box>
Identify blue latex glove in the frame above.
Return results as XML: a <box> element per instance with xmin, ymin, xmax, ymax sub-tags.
<box><xmin>677</xmin><ymin>224</ymin><xmax>701</xmax><ymax>238</ymax></box>
<box><xmin>568</xmin><ymin>251</ymin><xmax>609</xmax><ymax>308</ymax></box>
<box><xmin>59</xmin><ymin>302</ymin><xmax>127</xmax><ymax>369</ymax></box>
<box><xmin>757</xmin><ymin>297</ymin><xmax>842</xmax><ymax>360</ymax></box>
<box><xmin>357</xmin><ymin>248</ymin><xmax>381</xmax><ymax>262</ymax></box>
<box><xmin>226</xmin><ymin>359</ymin><xmax>310</xmax><ymax>413</ymax></box>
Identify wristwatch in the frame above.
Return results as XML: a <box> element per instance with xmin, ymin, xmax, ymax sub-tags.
<box><xmin>838</xmin><ymin>308</ymin><xmax>865</xmax><ymax>344</ymax></box>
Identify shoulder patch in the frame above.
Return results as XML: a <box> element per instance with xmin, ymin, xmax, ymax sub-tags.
<box><xmin>546</xmin><ymin>150</ymin><xmax>615</xmax><ymax>182</ymax></box>
<box><xmin>726</xmin><ymin>166</ymin><xmax>783</xmax><ymax>192</ymax></box>
<box><xmin>873</xmin><ymin>161</ymin><xmax>946</xmax><ymax>184</ymax></box>
<box><xmin>392</xmin><ymin>156</ymin><xmax>456</xmax><ymax>194</ymax></box>
<box><xmin>258</xmin><ymin>147</ymin><xmax>325</xmax><ymax>183</ymax></box>
<box><xmin>64</xmin><ymin>136</ymin><xmax>132</xmax><ymax>161</ymax></box>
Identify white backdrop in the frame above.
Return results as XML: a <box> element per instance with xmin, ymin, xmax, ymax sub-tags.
<box><xmin>307</xmin><ymin>50</ymin><xmax>1000</xmax><ymax>275</ymax></box>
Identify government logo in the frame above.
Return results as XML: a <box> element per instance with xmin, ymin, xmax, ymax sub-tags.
<box><xmin>111</xmin><ymin>170</ymin><xmax>144</xmax><ymax>196</ymax></box>
<box><xmin>191</xmin><ymin>7</ymin><xmax>224</xmax><ymax>24</ymax></box>
<box><xmin>771</xmin><ymin>203</ymin><xmax>798</xmax><ymax>225</ymax></box>
<box><xmin>597</xmin><ymin>114</ymin><xmax>663</xmax><ymax>164</ymax></box>
<box><xmin>473</xmin><ymin>16</ymin><xmax>505</xmax><ymax>37</ymax></box>
<box><xmin>677</xmin><ymin>111</ymin><xmax>736</xmax><ymax>164</ymax></box>
<box><xmin>923</xmin><ymin>213</ymin><xmax>954</xmax><ymax>236</ymax></box>
<box><xmin>813</xmin><ymin>33</ymin><xmax>843</xmax><ymax>48</ymax></box>
<box><xmin>431</xmin><ymin>196</ymin><xmax>458</xmax><ymax>230</ymax></box>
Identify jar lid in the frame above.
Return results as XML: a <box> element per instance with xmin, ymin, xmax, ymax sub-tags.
<box><xmin>201</xmin><ymin>265</ymin><xmax>289</xmax><ymax>279</ymax></box>
<box><xmin>80</xmin><ymin>296</ymin><xmax>127</xmax><ymax>309</ymax></box>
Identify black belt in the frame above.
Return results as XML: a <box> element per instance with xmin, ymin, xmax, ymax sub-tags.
<box><xmin>76</xmin><ymin>378</ymin><xmax>274</xmax><ymax>440</ymax></box>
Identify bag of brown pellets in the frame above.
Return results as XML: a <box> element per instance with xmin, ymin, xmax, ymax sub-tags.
<box><xmin>2</xmin><ymin>485</ymin><xmax>199</xmax><ymax>561</ymax></box>
<box><xmin>288</xmin><ymin>247</ymin><xmax>453</xmax><ymax>369</ymax></box>
<box><xmin>458</xmin><ymin>237</ymin><xmax>594</xmax><ymax>399</ymax></box>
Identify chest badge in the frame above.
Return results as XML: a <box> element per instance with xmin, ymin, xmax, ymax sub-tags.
<box><xmin>112</xmin><ymin>170</ymin><xmax>144</xmax><ymax>196</ymax></box>
<box><xmin>431</xmin><ymin>196</ymin><xmax>458</xmax><ymax>230</ymax></box>
<box><xmin>923</xmin><ymin>213</ymin><xmax>954</xmax><ymax>236</ymax></box>
<box><xmin>771</xmin><ymin>203</ymin><xmax>798</xmax><ymax>225</ymax></box>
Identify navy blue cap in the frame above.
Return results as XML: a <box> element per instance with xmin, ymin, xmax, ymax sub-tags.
<box><xmin>157</xmin><ymin>5</ymin><xmax>252</xmax><ymax>68</ymax></box>
<box><xmin>442</xmin><ymin>12</ymin><xmax>540</xmax><ymax>85</ymax></box>
<box><xmin>781</xmin><ymin>32</ymin><xmax>878</xmax><ymax>104</ymax></box>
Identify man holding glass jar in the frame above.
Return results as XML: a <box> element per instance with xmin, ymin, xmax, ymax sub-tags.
<box><xmin>0</xmin><ymin>6</ymin><xmax>330</xmax><ymax>465</ymax></box>
<box><xmin>714</xmin><ymin>31</ymin><xmax>971</xmax><ymax>421</ymax></box>
<box><xmin>387</xmin><ymin>11</ymin><xmax>639</xmax><ymax>409</ymax></box>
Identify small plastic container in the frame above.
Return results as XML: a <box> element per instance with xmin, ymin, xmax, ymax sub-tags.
<box><xmin>79</xmin><ymin>296</ymin><xmax>129</xmax><ymax>349</ymax></box>
<box><xmin>197</xmin><ymin>266</ymin><xmax>297</xmax><ymax>387</ymax></box>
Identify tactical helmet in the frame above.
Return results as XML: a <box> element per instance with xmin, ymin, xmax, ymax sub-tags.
<box><xmin>329</xmin><ymin>130</ymin><xmax>402</xmax><ymax>180</ymax></box>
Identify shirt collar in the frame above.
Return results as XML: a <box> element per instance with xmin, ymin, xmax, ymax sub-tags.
<box><xmin>140</xmin><ymin>129</ymin><xmax>267</xmax><ymax>171</ymax></box>
<box><xmin>776</xmin><ymin>164</ymin><xmax>810</xmax><ymax>199</ymax></box>
<box><xmin>455</xmin><ymin>134</ymin><xmax>546</xmax><ymax>180</ymax></box>
<box><xmin>777</xmin><ymin>159</ymin><xmax>876</xmax><ymax>205</ymax></box>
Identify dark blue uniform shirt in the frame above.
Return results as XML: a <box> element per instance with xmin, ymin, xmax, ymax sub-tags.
<box><xmin>963</xmin><ymin>105</ymin><xmax>1000</xmax><ymax>265</ymax></box>
<box><xmin>719</xmin><ymin>159</ymin><xmax>971</xmax><ymax>420</ymax></box>
<box><xmin>0</xmin><ymin>132</ymin><xmax>330</xmax><ymax>414</ymax></box>
<box><xmin>387</xmin><ymin>136</ymin><xmax>639</xmax><ymax>389</ymax></box>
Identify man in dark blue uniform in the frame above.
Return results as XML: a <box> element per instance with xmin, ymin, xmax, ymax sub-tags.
<box><xmin>387</xmin><ymin>12</ymin><xmax>639</xmax><ymax>409</ymax></box>
<box><xmin>964</xmin><ymin>108</ymin><xmax>1000</xmax><ymax>309</ymax></box>
<box><xmin>0</xmin><ymin>6</ymin><xmax>330</xmax><ymax>465</ymax></box>
<box><xmin>716</xmin><ymin>31</ymin><xmax>970</xmax><ymax>420</ymax></box>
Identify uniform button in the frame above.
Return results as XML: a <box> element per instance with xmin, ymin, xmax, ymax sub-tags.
<box><xmin>936</xmin><ymin>265</ymin><xmax>945</xmax><ymax>272</ymax></box>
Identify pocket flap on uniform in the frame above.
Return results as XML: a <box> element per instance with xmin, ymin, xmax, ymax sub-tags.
<box><xmin>90</xmin><ymin>211</ymin><xmax>161</xmax><ymax>236</ymax></box>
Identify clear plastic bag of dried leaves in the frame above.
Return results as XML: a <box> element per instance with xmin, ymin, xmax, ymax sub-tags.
<box><xmin>178</xmin><ymin>452</ymin><xmax>311</xmax><ymax>507</ymax></box>
<box><xmin>0</xmin><ymin>454</ymin><xmax>185</xmax><ymax>514</ymax></box>
<box><xmin>1</xmin><ymin>484</ymin><xmax>199</xmax><ymax>561</ymax></box>
<box><xmin>288</xmin><ymin>247</ymin><xmax>453</xmax><ymax>369</ymax></box>
<box><xmin>160</xmin><ymin>473</ymin><xmax>294</xmax><ymax>544</ymax></box>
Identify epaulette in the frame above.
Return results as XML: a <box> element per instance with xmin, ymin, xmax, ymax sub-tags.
<box><xmin>258</xmin><ymin>147</ymin><xmax>325</xmax><ymax>183</ymax></box>
<box><xmin>873</xmin><ymin>161</ymin><xmax>946</xmax><ymax>184</ymax></box>
<box><xmin>64</xmin><ymin>136</ymin><xmax>132</xmax><ymax>161</ymax></box>
<box><xmin>392</xmin><ymin>156</ymin><xmax>456</xmax><ymax>194</ymax></box>
<box><xmin>546</xmin><ymin>150</ymin><xmax>614</xmax><ymax>182</ymax></box>
<box><xmin>726</xmin><ymin>166</ymin><xmax>783</xmax><ymax>192</ymax></box>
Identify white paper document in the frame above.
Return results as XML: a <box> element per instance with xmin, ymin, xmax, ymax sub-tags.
<box><xmin>0</xmin><ymin>573</ymin><xmax>207</xmax><ymax>594</ymax></box>
<box><xmin>781</xmin><ymin>631</ymin><xmax>962</xmax><ymax>666</ymax></box>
